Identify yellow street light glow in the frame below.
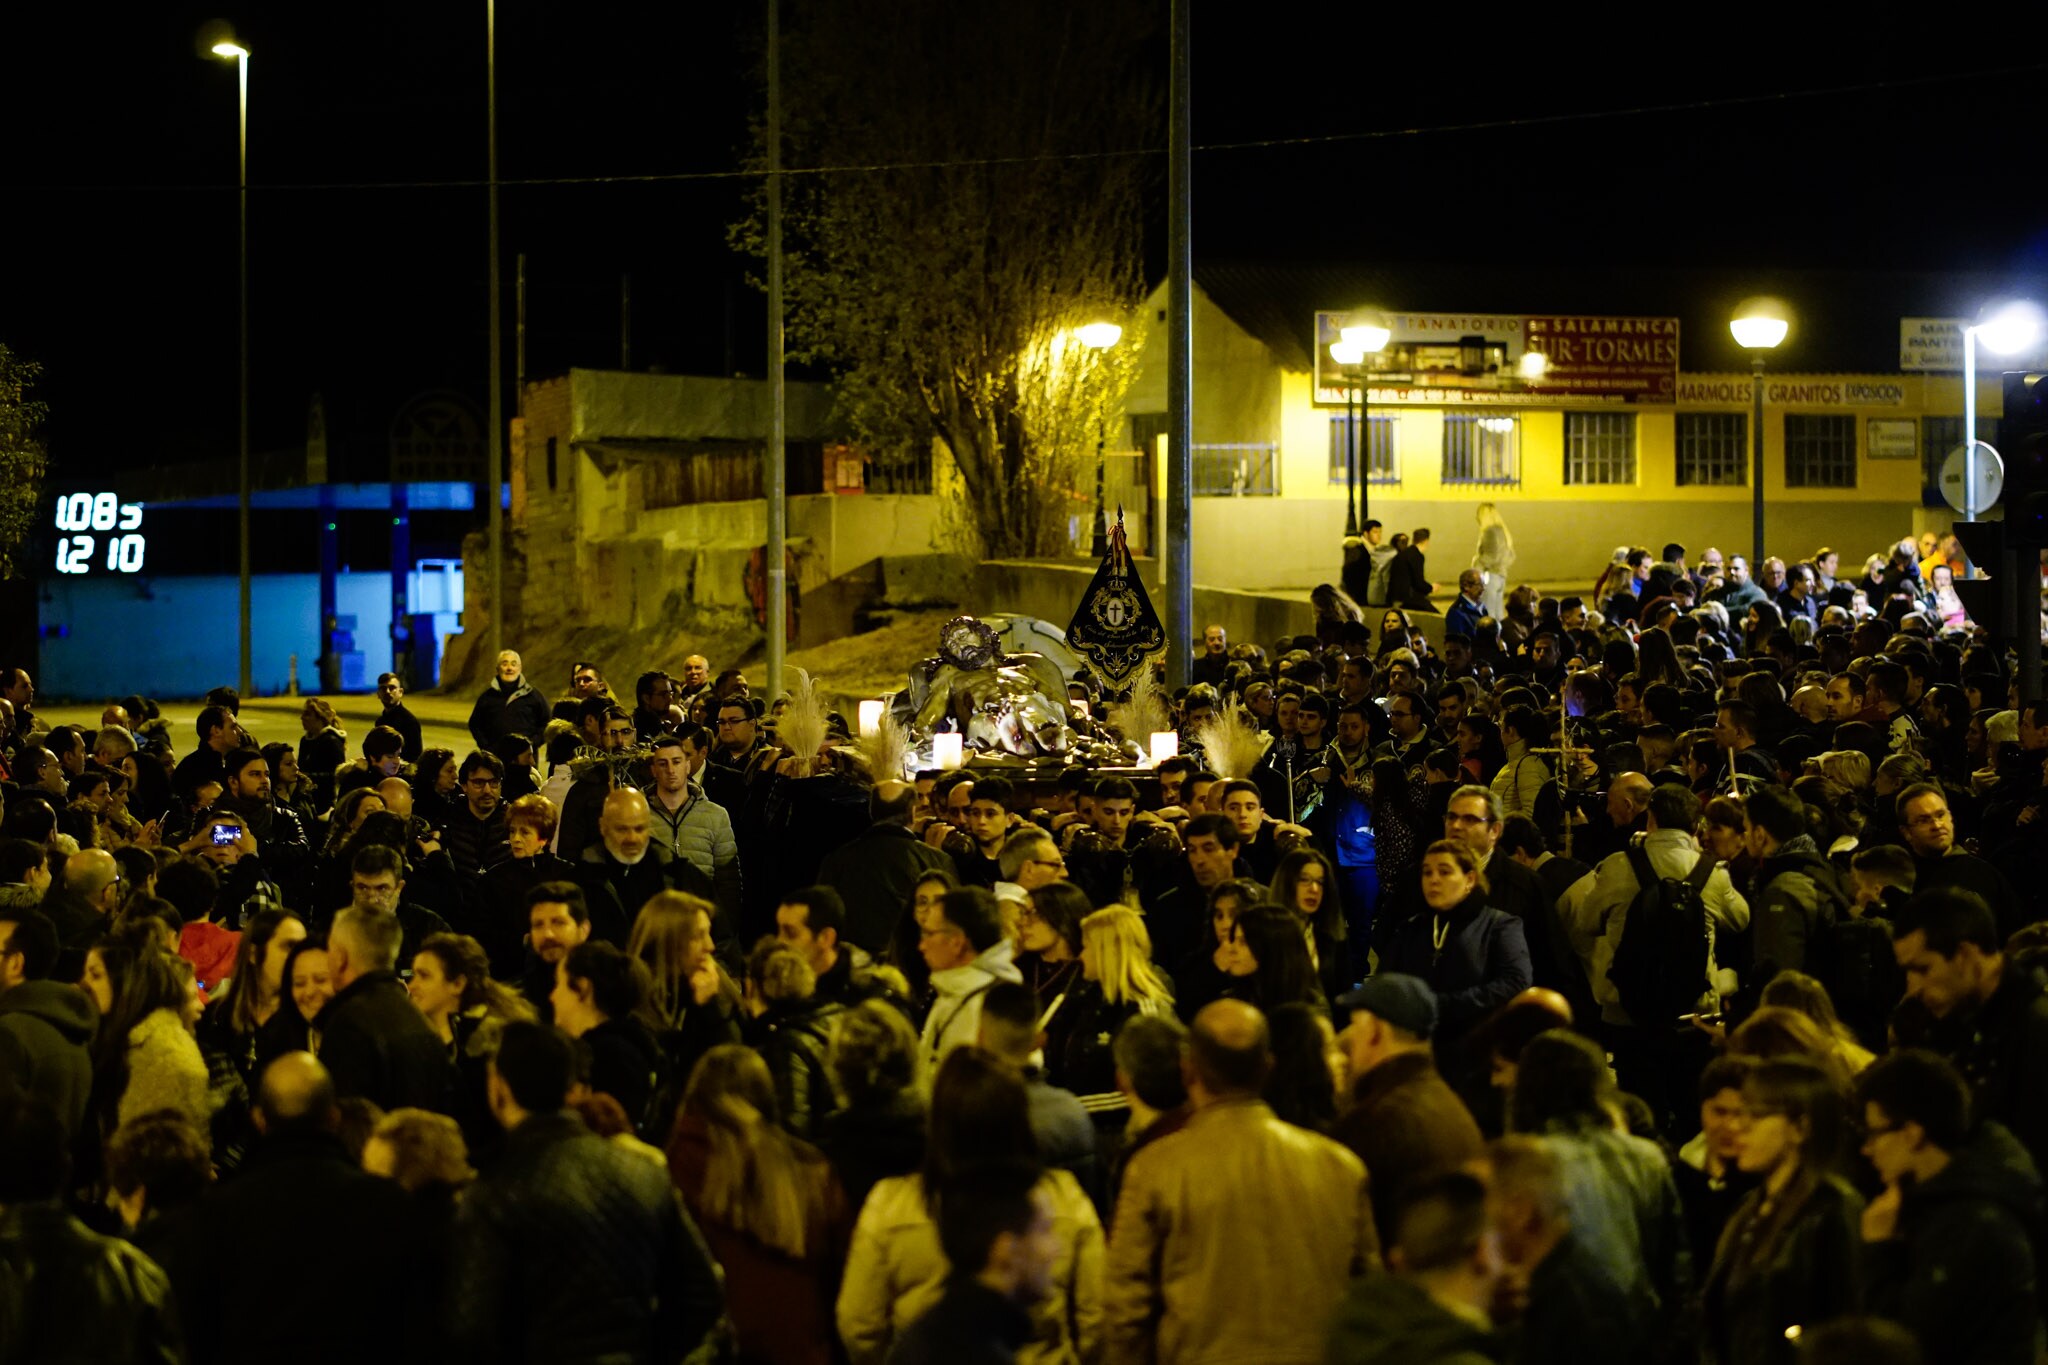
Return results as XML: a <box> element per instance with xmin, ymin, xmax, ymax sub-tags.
<box><xmin>1075</xmin><ymin>321</ymin><xmax>1122</xmax><ymax>350</ymax></box>
<box><xmin>1730</xmin><ymin>296</ymin><xmax>1790</xmax><ymax>351</ymax></box>
<box><xmin>211</xmin><ymin>41</ymin><xmax>249</xmax><ymax>58</ymax></box>
<box><xmin>1976</xmin><ymin>302</ymin><xmax>2045</xmax><ymax>356</ymax></box>
<box><xmin>1518</xmin><ymin>351</ymin><xmax>1549</xmax><ymax>379</ymax></box>
<box><xmin>1340</xmin><ymin>323</ymin><xmax>1390</xmax><ymax>353</ymax></box>
<box><xmin>1329</xmin><ymin>340</ymin><xmax>1367</xmax><ymax>366</ymax></box>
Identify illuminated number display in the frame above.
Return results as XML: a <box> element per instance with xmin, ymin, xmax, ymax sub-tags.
<box><xmin>53</xmin><ymin>493</ymin><xmax>145</xmax><ymax>575</ymax></box>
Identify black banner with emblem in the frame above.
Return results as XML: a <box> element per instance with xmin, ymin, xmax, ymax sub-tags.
<box><xmin>1066</xmin><ymin>509</ymin><xmax>1166</xmax><ymax>691</ymax></box>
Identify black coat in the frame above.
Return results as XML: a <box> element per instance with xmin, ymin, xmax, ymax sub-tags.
<box><xmin>1388</xmin><ymin>544</ymin><xmax>1436</xmax><ymax>612</ymax></box>
<box><xmin>477</xmin><ymin>851</ymin><xmax>577</xmax><ymax>977</ymax></box>
<box><xmin>172</xmin><ymin>1130</ymin><xmax>431</xmax><ymax>1365</ymax></box>
<box><xmin>1929</xmin><ymin>966</ymin><xmax>2048</xmax><ymax>1183</ymax></box>
<box><xmin>451</xmin><ymin>1112</ymin><xmax>723</xmax><ymax>1365</ymax></box>
<box><xmin>889</xmin><ymin>1278</ymin><xmax>1035</xmax><ymax>1365</ymax></box>
<box><xmin>314</xmin><ymin>971</ymin><xmax>458</xmax><ymax>1116</ymax></box>
<box><xmin>377</xmin><ymin>702</ymin><xmax>424</xmax><ymax>762</ymax></box>
<box><xmin>574</xmin><ymin>843</ymin><xmax>712</xmax><ymax>949</ymax></box>
<box><xmin>579</xmin><ymin>1015</ymin><xmax>665</xmax><ymax>1136</ymax></box>
<box><xmin>1374</xmin><ymin>889</ymin><xmax>1533</xmax><ymax>1042</ymax></box>
<box><xmin>818</xmin><ymin>1091</ymin><xmax>925</xmax><ymax>1214</ymax></box>
<box><xmin>0</xmin><ymin>1203</ymin><xmax>184</xmax><ymax>1365</ymax></box>
<box><xmin>0</xmin><ymin>979</ymin><xmax>95</xmax><ymax>1140</ymax></box>
<box><xmin>468</xmin><ymin>676</ymin><xmax>550</xmax><ymax>756</ymax></box>
<box><xmin>814</xmin><ymin>821</ymin><xmax>954</xmax><ymax>954</ymax></box>
<box><xmin>750</xmin><ymin>997</ymin><xmax>844</xmax><ymax>1140</ymax></box>
<box><xmin>1865</xmin><ymin>1120</ymin><xmax>2044</xmax><ymax>1365</ymax></box>
<box><xmin>1703</xmin><ymin>1170</ymin><xmax>1864</xmax><ymax>1365</ymax></box>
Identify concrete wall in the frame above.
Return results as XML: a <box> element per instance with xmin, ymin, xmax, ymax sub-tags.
<box><xmin>39</xmin><ymin>573</ymin><xmax>412</xmax><ymax>701</ymax></box>
<box><xmin>1122</xmin><ymin>283</ymin><xmax>1283</xmax><ymax>447</ymax></box>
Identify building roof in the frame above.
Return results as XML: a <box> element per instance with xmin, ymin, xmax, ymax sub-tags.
<box><xmin>1190</xmin><ymin>260</ymin><xmax>2048</xmax><ymax>376</ymax></box>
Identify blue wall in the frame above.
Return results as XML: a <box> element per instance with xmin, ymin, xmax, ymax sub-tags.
<box><xmin>38</xmin><ymin>573</ymin><xmax>461</xmax><ymax>701</ymax></box>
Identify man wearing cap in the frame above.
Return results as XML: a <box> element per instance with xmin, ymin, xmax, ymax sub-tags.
<box><xmin>1330</xmin><ymin>974</ymin><xmax>1486</xmax><ymax>1246</ymax></box>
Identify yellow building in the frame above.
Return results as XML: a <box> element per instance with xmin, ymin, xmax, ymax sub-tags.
<box><xmin>1120</xmin><ymin>267</ymin><xmax>2038</xmax><ymax>590</ymax></box>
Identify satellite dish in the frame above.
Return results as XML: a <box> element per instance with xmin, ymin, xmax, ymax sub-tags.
<box><xmin>1939</xmin><ymin>440</ymin><xmax>2003</xmax><ymax>516</ymax></box>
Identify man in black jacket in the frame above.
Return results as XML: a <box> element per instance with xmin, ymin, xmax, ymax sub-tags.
<box><xmin>816</xmin><ymin>781</ymin><xmax>954</xmax><ymax>954</ymax></box>
<box><xmin>575</xmin><ymin>789</ymin><xmax>715</xmax><ymax>949</ymax></box>
<box><xmin>1388</xmin><ymin>528</ymin><xmax>1437</xmax><ymax>613</ymax></box>
<box><xmin>158</xmin><ymin>1053</ymin><xmax>430</xmax><ymax>1365</ymax></box>
<box><xmin>317</xmin><ymin>907</ymin><xmax>458</xmax><ymax>1115</ymax></box>
<box><xmin>1894</xmin><ymin>888</ymin><xmax>2048</xmax><ymax>1186</ymax></box>
<box><xmin>1857</xmin><ymin>1048</ymin><xmax>2043</xmax><ymax>1365</ymax></box>
<box><xmin>453</xmin><ymin>1022</ymin><xmax>723</xmax><ymax>1364</ymax></box>
<box><xmin>0</xmin><ymin>908</ymin><xmax>93</xmax><ymax>1140</ymax></box>
<box><xmin>469</xmin><ymin>649</ymin><xmax>550</xmax><ymax>757</ymax></box>
<box><xmin>374</xmin><ymin>671</ymin><xmax>425</xmax><ymax>761</ymax></box>
<box><xmin>0</xmin><ymin>1093</ymin><xmax>184</xmax><ymax>1365</ymax></box>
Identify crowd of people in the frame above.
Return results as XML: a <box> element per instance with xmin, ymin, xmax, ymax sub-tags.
<box><xmin>1</xmin><ymin>516</ymin><xmax>2046</xmax><ymax>1364</ymax></box>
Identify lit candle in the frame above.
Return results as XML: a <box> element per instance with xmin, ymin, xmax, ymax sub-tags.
<box><xmin>858</xmin><ymin>699</ymin><xmax>884</xmax><ymax>738</ymax></box>
<box><xmin>1149</xmin><ymin>731</ymin><xmax>1180</xmax><ymax>765</ymax></box>
<box><xmin>932</xmin><ymin>732</ymin><xmax>965</xmax><ymax>770</ymax></box>
<box><xmin>1074</xmin><ymin>699</ymin><xmax>1091</xmax><ymax>718</ymax></box>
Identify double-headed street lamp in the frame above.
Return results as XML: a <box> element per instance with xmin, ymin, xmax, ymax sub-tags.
<box><xmin>1730</xmin><ymin>298</ymin><xmax>1789</xmax><ymax>570</ymax></box>
<box><xmin>1079</xmin><ymin>321</ymin><xmax>1123</xmax><ymax>557</ymax></box>
<box><xmin>208</xmin><ymin>36</ymin><xmax>252</xmax><ymax>695</ymax></box>
<box><xmin>1963</xmin><ymin>302</ymin><xmax>2046</xmax><ymax>522</ymax></box>
<box><xmin>1330</xmin><ymin>317</ymin><xmax>1389</xmax><ymax>536</ymax></box>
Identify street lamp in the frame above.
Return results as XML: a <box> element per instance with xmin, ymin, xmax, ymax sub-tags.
<box><xmin>1730</xmin><ymin>298</ymin><xmax>1790</xmax><ymax>570</ymax></box>
<box><xmin>208</xmin><ymin>35</ymin><xmax>252</xmax><ymax>696</ymax></box>
<box><xmin>1963</xmin><ymin>302</ymin><xmax>2046</xmax><ymax>521</ymax></box>
<box><xmin>1079</xmin><ymin>321</ymin><xmax>1123</xmax><ymax>557</ymax></box>
<box><xmin>1333</xmin><ymin>318</ymin><xmax>1389</xmax><ymax>536</ymax></box>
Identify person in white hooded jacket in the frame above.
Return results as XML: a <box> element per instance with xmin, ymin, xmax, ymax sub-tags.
<box><xmin>916</xmin><ymin>886</ymin><xmax>1022</xmax><ymax>1069</ymax></box>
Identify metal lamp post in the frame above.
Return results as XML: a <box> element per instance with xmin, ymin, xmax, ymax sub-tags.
<box><xmin>1077</xmin><ymin>321</ymin><xmax>1123</xmax><ymax>557</ymax></box>
<box><xmin>1332</xmin><ymin>321</ymin><xmax>1388</xmax><ymax>536</ymax></box>
<box><xmin>209</xmin><ymin>38</ymin><xmax>251</xmax><ymax>695</ymax></box>
<box><xmin>1730</xmin><ymin>301</ymin><xmax>1789</xmax><ymax>570</ymax></box>
<box><xmin>1964</xmin><ymin>303</ymin><xmax>2047</xmax><ymax>522</ymax></box>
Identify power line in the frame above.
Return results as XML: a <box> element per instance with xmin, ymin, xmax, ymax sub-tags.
<box><xmin>15</xmin><ymin>60</ymin><xmax>2044</xmax><ymax>195</ymax></box>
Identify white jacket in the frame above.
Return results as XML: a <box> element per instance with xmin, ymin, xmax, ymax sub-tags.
<box><xmin>919</xmin><ymin>938</ymin><xmax>1023</xmax><ymax>1067</ymax></box>
<box><xmin>1565</xmin><ymin>829</ymin><xmax>1750</xmax><ymax>1027</ymax></box>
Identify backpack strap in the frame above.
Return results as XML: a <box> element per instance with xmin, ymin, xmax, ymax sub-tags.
<box><xmin>1624</xmin><ymin>843</ymin><xmax>1657</xmax><ymax>892</ymax></box>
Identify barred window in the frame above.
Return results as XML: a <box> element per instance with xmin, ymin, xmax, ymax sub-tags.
<box><xmin>1192</xmin><ymin>443</ymin><xmax>1279</xmax><ymax>497</ymax></box>
<box><xmin>1784</xmin><ymin>414</ymin><xmax>1857</xmax><ymax>488</ymax></box>
<box><xmin>1328</xmin><ymin>415</ymin><xmax>1398</xmax><ymax>485</ymax></box>
<box><xmin>1441</xmin><ymin>414</ymin><xmax>1520</xmax><ymax>486</ymax></box>
<box><xmin>1563</xmin><ymin>412</ymin><xmax>1636</xmax><ymax>485</ymax></box>
<box><xmin>1675</xmin><ymin>413</ymin><xmax>1747</xmax><ymax>486</ymax></box>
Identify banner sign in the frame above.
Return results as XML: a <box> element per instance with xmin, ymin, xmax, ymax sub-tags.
<box><xmin>1067</xmin><ymin>511</ymin><xmax>1165</xmax><ymax>691</ymax></box>
<box><xmin>1313</xmin><ymin>310</ymin><xmax>1679</xmax><ymax>406</ymax></box>
<box><xmin>1677</xmin><ymin>377</ymin><xmax>1908</xmax><ymax>407</ymax></box>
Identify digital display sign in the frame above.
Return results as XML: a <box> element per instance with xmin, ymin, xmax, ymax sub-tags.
<box><xmin>52</xmin><ymin>492</ymin><xmax>146</xmax><ymax>574</ymax></box>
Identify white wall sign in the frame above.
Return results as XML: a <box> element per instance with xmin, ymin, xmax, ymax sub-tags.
<box><xmin>1867</xmin><ymin>417</ymin><xmax>1917</xmax><ymax>460</ymax></box>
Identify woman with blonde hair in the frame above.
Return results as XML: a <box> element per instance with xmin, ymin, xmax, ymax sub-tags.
<box><xmin>1757</xmin><ymin>974</ymin><xmax>1876</xmax><ymax>1076</ymax></box>
<box><xmin>627</xmin><ymin>890</ymin><xmax>741</xmax><ymax>1131</ymax></box>
<box><xmin>1473</xmin><ymin>502</ymin><xmax>1514</xmax><ymax>619</ymax></box>
<box><xmin>1814</xmin><ymin>750</ymin><xmax>1872</xmax><ymax>794</ymax></box>
<box><xmin>1046</xmin><ymin>907</ymin><xmax>1175</xmax><ymax>1124</ymax></box>
<box><xmin>667</xmin><ymin>1044</ymin><xmax>848</xmax><ymax>1365</ymax></box>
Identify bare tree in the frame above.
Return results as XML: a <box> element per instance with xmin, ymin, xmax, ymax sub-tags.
<box><xmin>0</xmin><ymin>344</ymin><xmax>49</xmax><ymax>580</ymax></box>
<box><xmin>742</xmin><ymin>0</ymin><xmax>1155</xmax><ymax>560</ymax></box>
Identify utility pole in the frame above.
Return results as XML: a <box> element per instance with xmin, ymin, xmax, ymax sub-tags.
<box><xmin>763</xmin><ymin>0</ymin><xmax>787</xmax><ymax>697</ymax></box>
<box><xmin>1164</xmin><ymin>0</ymin><xmax>1193</xmax><ymax>688</ymax></box>
<box><xmin>485</xmin><ymin>0</ymin><xmax>504</xmax><ymax>663</ymax></box>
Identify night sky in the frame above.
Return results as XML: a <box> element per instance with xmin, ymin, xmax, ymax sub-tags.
<box><xmin>5</xmin><ymin>3</ymin><xmax>2043</xmax><ymax>484</ymax></box>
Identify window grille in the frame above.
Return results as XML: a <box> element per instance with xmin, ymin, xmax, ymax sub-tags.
<box><xmin>1675</xmin><ymin>413</ymin><xmax>1747</xmax><ymax>486</ymax></box>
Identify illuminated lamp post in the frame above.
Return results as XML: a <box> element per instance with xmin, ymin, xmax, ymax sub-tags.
<box><xmin>1730</xmin><ymin>299</ymin><xmax>1790</xmax><ymax>570</ymax></box>
<box><xmin>208</xmin><ymin>36</ymin><xmax>252</xmax><ymax>695</ymax></box>
<box><xmin>1964</xmin><ymin>302</ymin><xmax>2046</xmax><ymax>522</ymax></box>
<box><xmin>1331</xmin><ymin>317</ymin><xmax>1389</xmax><ymax>536</ymax></box>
